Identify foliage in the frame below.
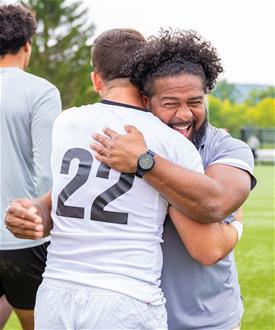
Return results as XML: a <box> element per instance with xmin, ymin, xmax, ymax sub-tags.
<box><xmin>208</xmin><ymin>95</ymin><xmax>275</xmax><ymax>137</ymax></box>
<box><xmin>235</xmin><ymin>165</ymin><xmax>274</xmax><ymax>329</ymax></box>
<box><xmin>246</xmin><ymin>86</ymin><xmax>275</xmax><ymax>106</ymax></box>
<box><xmin>22</xmin><ymin>0</ymin><xmax>99</xmax><ymax>109</ymax></box>
<box><xmin>211</xmin><ymin>79</ymin><xmax>241</xmax><ymax>103</ymax></box>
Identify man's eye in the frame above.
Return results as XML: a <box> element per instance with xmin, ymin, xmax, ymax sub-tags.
<box><xmin>189</xmin><ymin>101</ymin><xmax>202</xmax><ymax>106</ymax></box>
<box><xmin>163</xmin><ymin>103</ymin><xmax>177</xmax><ymax>108</ymax></box>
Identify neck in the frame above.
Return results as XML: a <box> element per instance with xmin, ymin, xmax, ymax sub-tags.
<box><xmin>0</xmin><ymin>53</ymin><xmax>25</xmax><ymax>69</ymax></box>
<box><xmin>100</xmin><ymin>79</ymin><xmax>145</xmax><ymax>109</ymax></box>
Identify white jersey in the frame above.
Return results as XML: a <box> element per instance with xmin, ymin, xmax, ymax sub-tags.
<box><xmin>44</xmin><ymin>100</ymin><xmax>203</xmax><ymax>304</ymax></box>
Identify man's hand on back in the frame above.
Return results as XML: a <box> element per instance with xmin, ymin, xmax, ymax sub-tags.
<box><xmin>91</xmin><ymin>125</ymin><xmax>147</xmax><ymax>173</ymax></box>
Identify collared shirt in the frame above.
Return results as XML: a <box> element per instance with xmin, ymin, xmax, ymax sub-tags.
<box><xmin>161</xmin><ymin>124</ymin><xmax>255</xmax><ymax>330</ymax></box>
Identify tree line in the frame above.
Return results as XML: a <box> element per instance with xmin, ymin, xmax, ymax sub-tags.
<box><xmin>209</xmin><ymin>81</ymin><xmax>275</xmax><ymax>137</ymax></box>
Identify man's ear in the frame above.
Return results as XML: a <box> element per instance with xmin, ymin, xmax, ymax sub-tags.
<box><xmin>91</xmin><ymin>71</ymin><xmax>102</xmax><ymax>92</ymax></box>
<box><xmin>22</xmin><ymin>42</ymin><xmax>31</xmax><ymax>53</ymax></box>
<box><xmin>142</xmin><ymin>95</ymin><xmax>150</xmax><ymax>109</ymax></box>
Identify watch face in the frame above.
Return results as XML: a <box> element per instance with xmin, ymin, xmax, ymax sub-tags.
<box><xmin>139</xmin><ymin>154</ymin><xmax>154</xmax><ymax>170</ymax></box>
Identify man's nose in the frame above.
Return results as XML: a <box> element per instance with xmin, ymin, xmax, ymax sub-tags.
<box><xmin>174</xmin><ymin>105</ymin><xmax>193</xmax><ymax>121</ymax></box>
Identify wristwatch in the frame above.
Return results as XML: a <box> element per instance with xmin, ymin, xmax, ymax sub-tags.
<box><xmin>136</xmin><ymin>150</ymin><xmax>155</xmax><ymax>178</ymax></box>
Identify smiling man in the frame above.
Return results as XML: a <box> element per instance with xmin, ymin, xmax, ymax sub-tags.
<box><xmin>91</xmin><ymin>29</ymin><xmax>256</xmax><ymax>330</ymax></box>
<box><xmin>143</xmin><ymin>74</ymin><xmax>207</xmax><ymax>143</ymax></box>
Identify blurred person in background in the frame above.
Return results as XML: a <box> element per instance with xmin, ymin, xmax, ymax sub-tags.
<box><xmin>0</xmin><ymin>4</ymin><xmax>61</xmax><ymax>330</ymax></box>
<box><xmin>247</xmin><ymin>134</ymin><xmax>261</xmax><ymax>162</ymax></box>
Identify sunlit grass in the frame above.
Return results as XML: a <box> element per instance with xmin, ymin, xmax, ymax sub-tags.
<box><xmin>235</xmin><ymin>165</ymin><xmax>274</xmax><ymax>329</ymax></box>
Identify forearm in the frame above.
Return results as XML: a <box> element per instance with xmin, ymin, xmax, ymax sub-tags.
<box><xmin>169</xmin><ymin>207</ymin><xmax>238</xmax><ymax>266</ymax></box>
<box><xmin>144</xmin><ymin>155</ymin><xmax>224</xmax><ymax>223</ymax></box>
<box><xmin>91</xmin><ymin>126</ymin><xmax>251</xmax><ymax>223</ymax></box>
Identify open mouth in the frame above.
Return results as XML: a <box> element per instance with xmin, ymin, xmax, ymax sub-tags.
<box><xmin>170</xmin><ymin>123</ymin><xmax>193</xmax><ymax>137</ymax></box>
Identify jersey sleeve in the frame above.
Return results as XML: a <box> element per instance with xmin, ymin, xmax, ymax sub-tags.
<box><xmin>31</xmin><ymin>86</ymin><xmax>62</xmax><ymax>196</ymax></box>
<box><xmin>208</xmin><ymin>135</ymin><xmax>256</xmax><ymax>189</ymax></box>
<box><xmin>172</xmin><ymin>135</ymin><xmax>204</xmax><ymax>174</ymax></box>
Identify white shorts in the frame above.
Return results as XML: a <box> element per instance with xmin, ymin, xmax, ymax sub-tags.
<box><xmin>34</xmin><ymin>279</ymin><xmax>167</xmax><ymax>330</ymax></box>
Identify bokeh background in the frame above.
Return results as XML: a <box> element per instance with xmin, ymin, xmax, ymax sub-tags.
<box><xmin>1</xmin><ymin>0</ymin><xmax>274</xmax><ymax>329</ymax></box>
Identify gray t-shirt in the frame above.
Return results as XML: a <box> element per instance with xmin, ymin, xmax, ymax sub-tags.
<box><xmin>0</xmin><ymin>67</ymin><xmax>61</xmax><ymax>249</ymax></box>
<box><xmin>161</xmin><ymin>125</ymin><xmax>256</xmax><ymax>330</ymax></box>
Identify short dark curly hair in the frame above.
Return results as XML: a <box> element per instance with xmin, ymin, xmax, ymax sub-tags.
<box><xmin>124</xmin><ymin>29</ymin><xmax>224</xmax><ymax>96</ymax></box>
<box><xmin>0</xmin><ymin>4</ymin><xmax>36</xmax><ymax>56</ymax></box>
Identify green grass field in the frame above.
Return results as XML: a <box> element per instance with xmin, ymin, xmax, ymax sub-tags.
<box><xmin>235</xmin><ymin>165</ymin><xmax>274</xmax><ymax>329</ymax></box>
<box><xmin>4</xmin><ymin>165</ymin><xmax>275</xmax><ymax>330</ymax></box>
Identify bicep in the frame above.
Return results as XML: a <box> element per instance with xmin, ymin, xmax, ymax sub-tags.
<box><xmin>205</xmin><ymin>164</ymin><xmax>251</xmax><ymax>216</ymax></box>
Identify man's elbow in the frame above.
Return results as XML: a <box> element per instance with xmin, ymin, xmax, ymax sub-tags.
<box><xmin>200</xmin><ymin>199</ymin><xmax>228</xmax><ymax>224</ymax></box>
<box><xmin>192</xmin><ymin>249</ymin><xmax>223</xmax><ymax>266</ymax></box>
<box><xmin>194</xmin><ymin>204</ymin><xmax>225</xmax><ymax>224</ymax></box>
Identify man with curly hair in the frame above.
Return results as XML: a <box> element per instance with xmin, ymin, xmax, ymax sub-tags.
<box><xmin>90</xmin><ymin>29</ymin><xmax>256</xmax><ymax>330</ymax></box>
<box><xmin>0</xmin><ymin>4</ymin><xmax>61</xmax><ymax>330</ymax></box>
<box><xmin>5</xmin><ymin>28</ymin><xmax>255</xmax><ymax>329</ymax></box>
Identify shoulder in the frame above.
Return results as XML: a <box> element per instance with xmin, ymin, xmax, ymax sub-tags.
<box><xmin>53</xmin><ymin>104</ymin><xmax>94</xmax><ymax>127</ymax></box>
<box><xmin>202</xmin><ymin>125</ymin><xmax>256</xmax><ymax>187</ymax></box>
<box><xmin>21</xmin><ymin>71</ymin><xmax>58</xmax><ymax>92</ymax></box>
<box><xmin>19</xmin><ymin>71</ymin><xmax>62</xmax><ymax>110</ymax></box>
<box><xmin>204</xmin><ymin>125</ymin><xmax>253</xmax><ymax>162</ymax></box>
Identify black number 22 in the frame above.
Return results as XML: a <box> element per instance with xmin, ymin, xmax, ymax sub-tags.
<box><xmin>56</xmin><ymin>148</ymin><xmax>135</xmax><ymax>224</ymax></box>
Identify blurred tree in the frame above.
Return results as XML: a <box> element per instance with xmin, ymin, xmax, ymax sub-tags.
<box><xmin>207</xmin><ymin>95</ymin><xmax>223</xmax><ymax>127</ymax></box>
<box><xmin>22</xmin><ymin>0</ymin><xmax>99</xmax><ymax>108</ymax></box>
<box><xmin>211</xmin><ymin>79</ymin><xmax>241</xmax><ymax>103</ymax></box>
<box><xmin>245</xmin><ymin>98</ymin><xmax>275</xmax><ymax>127</ymax></box>
<box><xmin>246</xmin><ymin>86</ymin><xmax>275</xmax><ymax>106</ymax></box>
<box><xmin>208</xmin><ymin>95</ymin><xmax>275</xmax><ymax>138</ymax></box>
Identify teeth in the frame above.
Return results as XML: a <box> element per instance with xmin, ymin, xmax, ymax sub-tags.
<box><xmin>173</xmin><ymin>125</ymin><xmax>189</xmax><ymax>130</ymax></box>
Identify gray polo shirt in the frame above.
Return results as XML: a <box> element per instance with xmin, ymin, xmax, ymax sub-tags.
<box><xmin>161</xmin><ymin>125</ymin><xmax>256</xmax><ymax>330</ymax></box>
<box><xmin>0</xmin><ymin>67</ymin><xmax>61</xmax><ymax>249</ymax></box>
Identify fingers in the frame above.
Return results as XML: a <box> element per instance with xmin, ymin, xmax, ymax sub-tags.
<box><xmin>93</xmin><ymin>152</ymin><xmax>108</xmax><ymax>164</ymax></box>
<box><xmin>124</xmin><ymin>125</ymin><xmax>139</xmax><ymax>133</ymax></box>
<box><xmin>4</xmin><ymin>200</ymin><xmax>43</xmax><ymax>240</ymax></box>
<box><xmin>92</xmin><ymin>133</ymin><xmax>113</xmax><ymax>149</ymax></box>
<box><xmin>90</xmin><ymin>142</ymin><xmax>105</xmax><ymax>155</ymax></box>
<box><xmin>14</xmin><ymin>198</ymin><xmax>38</xmax><ymax>210</ymax></box>
<box><xmin>5</xmin><ymin>207</ymin><xmax>44</xmax><ymax>239</ymax></box>
<box><xmin>6</xmin><ymin>202</ymin><xmax>41</xmax><ymax>222</ymax></box>
<box><xmin>7</xmin><ymin>225</ymin><xmax>44</xmax><ymax>239</ymax></box>
<box><xmin>103</xmin><ymin>127</ymin><xmax>120</xmax><ymax>139</ymax></box>
<box><xmin>93</xmin><ymin>127</ymin><xmax>122</xmax><ymax>147</ymax></box>
<box><xmin>91</xmin><ymin>129</ymin><xmax>118</xmax><ymax>157</ymax></box>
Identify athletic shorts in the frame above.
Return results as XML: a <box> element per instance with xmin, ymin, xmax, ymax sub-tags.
<box><xmin>0</xmin><ymin>242</ymin><xmax>49</xmax><ymax>309</ymax></box>
<box><xmin>35</xmin><ymin>278</ymin><xmax>168</xmax><ymax>330</ymax></box>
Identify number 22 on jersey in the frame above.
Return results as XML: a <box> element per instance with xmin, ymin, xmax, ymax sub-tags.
<box><xmin>56</xmin><ymin>148</ymin><xmax>135</xmax><ymax>224</ymax></box>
